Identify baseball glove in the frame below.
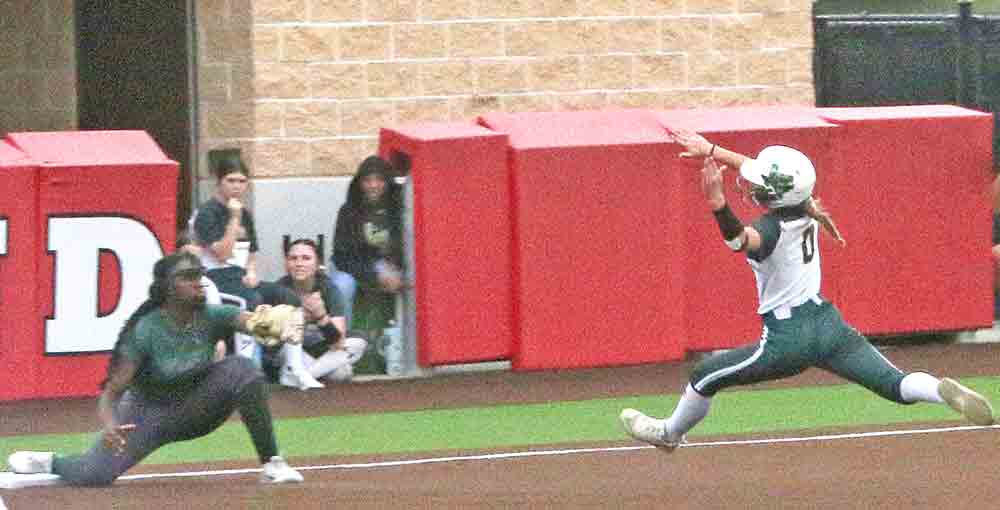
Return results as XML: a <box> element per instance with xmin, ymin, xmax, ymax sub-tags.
<box><xmin>245</xmin><ymin>304</ymin><xmax>305</xmax><ymax>347</ymax></box>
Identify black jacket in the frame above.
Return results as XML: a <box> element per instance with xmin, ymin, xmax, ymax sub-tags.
<box><xmin>332</xmin><ymin>157</ymin><xmax>404</xmax><ymax>287</ymax></box>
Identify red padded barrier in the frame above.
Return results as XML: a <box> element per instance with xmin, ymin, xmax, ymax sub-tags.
<box><xmin>816</xmin><ymin>105</ymin><xmax>994</xmax><ymax>335</ymax></box>
<box><xmin>378</xmin><ymin>123</ymin><xmax>514</xmax><ymax>366</ymax></box>
<box><xmin>388</xmin><ymin>106</ymin><xmax>991</xmax><ymax>373</ymax></box>
<box><xmin>6</xmin><ymin>131</ymin><xmax>177</xmax><ymax>399</ymax></box>
<box><xmin>7</xmin><ymin>130</ymin><xmax>169</xmax><ymax>163</ymax></box>
<box><xmin>479</xmin><ymin>110</ymin><xmax>687</xmax><ymax>370</ymax></box>
<box><xmin>0</xmin><ymin>142</ymin><xmax>40</xmax><ymax>401</ymax></box>
<box><xmin>0</xmin><ymin>140</ymin><xmax>28</xmax><ymax>161</ymax></box>
<box><xmin>653</xmin><ymin>107</ymin><xmax>839</xmax><ymax>351</ymax></box>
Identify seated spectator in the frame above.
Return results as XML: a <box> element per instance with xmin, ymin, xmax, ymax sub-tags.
<box><xmin>327</xmin><ymin>266</ymin><xmax>358</xmax><ymax>331</ymax></box>
<box><xmin>331</xmin><ymin>155</ymin><xmax>405</xmax><ymax>329</ymax></box>
<box><xmin>191</xmin><ymin>154</ymin><xmax>263</xmax><ymax>311</ymax></box>
<box><xmin>181</xmin><ymin>228</ymin><xmax>290</xmax><ymax>370</ymax></box>
<box><xmin>259</xmin><ymin>239</ymin><xmax>368</xmax><ymax>389</ymax></box>
<box><xmin>175</xmin><ymin>231</ymin><xmax>221</xmax><ymax>306</ymax></box>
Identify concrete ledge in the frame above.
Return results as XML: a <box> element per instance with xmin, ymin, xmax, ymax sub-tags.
<box><xmin>350</xmin><ymin>361</ymin><xmax>511</xmax><ymax>383</ymax></box>
<box><xmin>430</xmin><ymin>361</ymin><xmax>512</xmax><ymax>375</ymax></box>
<box><xmin>955</xmin><ymin>322</ymin><xmax>1000</xmax><ymax>344</ymax></box>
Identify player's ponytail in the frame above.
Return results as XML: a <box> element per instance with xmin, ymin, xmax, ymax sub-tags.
<box><xmin>100</xmin><ymin>253</ymin><xmax>196</xmax><ymax>389</ymax></box>
<box><xmin>804</xmin><ymin>197</ymin><xmax>846</xmax><ymax>247</ymax></box>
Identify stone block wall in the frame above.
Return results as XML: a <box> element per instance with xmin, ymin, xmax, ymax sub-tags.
<box><xmin>0</xmin><ymin>1</ymin><xmax>816</xmax><ymax>177</ymax></box>
<box><xmin>0</xmin><ymin>0</ymin><xmax>77</xmax><ymax>135</ymax></box>
<box><xmin>198</xmin><ymin>0</ymin><xmax>815</xmax><ymax>179</ymax></box>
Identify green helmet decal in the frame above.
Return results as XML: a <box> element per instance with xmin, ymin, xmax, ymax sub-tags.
<box><xmin>761</xmin><ymin>164</ymin><xmax>794</xmax><ymax>199</ymax></box>
<box><xmin>742</xmin><ymin>146</ymin><xmax>815</xmax><ymax>208</ymax></box>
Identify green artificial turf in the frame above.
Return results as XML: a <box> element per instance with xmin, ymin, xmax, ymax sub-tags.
<box><xmin>2</xmin><ymin>376</ymin><xmax>997</xmax><ymax>466</ymax></box>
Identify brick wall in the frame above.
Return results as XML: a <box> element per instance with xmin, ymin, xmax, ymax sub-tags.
<box><xmin>198</xmin><ymin>0</ymin><xmax>815</xmax><ymax>178</ymax></box>
<box><xmin>0</xmin><ymin>0</ymin><xmax>77</xmax><ymax>135</ymax></box>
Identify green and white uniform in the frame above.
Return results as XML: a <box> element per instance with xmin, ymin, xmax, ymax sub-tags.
<box><xmin>124</xmin><ymin>305</ymin><xmax>241</xmax><ymax>400</ymax></box>
<box><xmin>51</xmin><ymin>304</ymin><xmax>279</xmax><ymax>486</ymax></box>
<box><xmin>689</xmin><ymin>210</ymin><xmax>908</xmax><ymax>403</ymax></box>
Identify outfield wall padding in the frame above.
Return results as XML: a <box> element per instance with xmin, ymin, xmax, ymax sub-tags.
<box><xmin>382</xmin><ymin>105</ymin><xmax>992</xmax><ymax>371</ymax></box>
<box><xmin>3</xmin><ymin>131</ymin><xmax>177</xmax><ymax>400</ymax></box>
<box><xmin>379</xmin><ymin>123</ymin><xmax>515</xmax><ymax>366</ymax></box>
<box><xmin>817</xmin><ymin>105</ymin><xmax>994</xmax><ymax>335</ymax></box>
<box><xmin>0</xmin><ymin>142</ymin><xmax>41</xmax><ymax>401</ymax></box>
<box><xmin>479</xmin><ymin>110</ymin><xmax>688</xmax><ymax>370</ymax></box>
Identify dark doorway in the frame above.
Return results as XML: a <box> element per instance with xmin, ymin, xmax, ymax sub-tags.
<box><xmin>75</xmin><ymin>0</ymin><xmax>196</xmax><ymax>230</ymax></box>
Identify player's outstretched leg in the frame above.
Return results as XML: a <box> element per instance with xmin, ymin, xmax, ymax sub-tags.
<box><xmin>939</xmin><ymin>378</ymin><xmax>995</xmax><ymax>426</ymax></box>
<box><xmin>260</xmin><ymin>456</ymin><xmax>303</xmax><ymax>483</ymax></box>
<box><xmin>7</xmin><ymin>451</ymin><xmax>54</xmax><ymax>474</ymax></box>
<box><xmin>619</xmin><ymin>409</ymin><xmax>685</xmax><ymax>452</ymax></box>
<box><xmin>620</xmin><ymin>383</ymin><xmax>711</xmax><ymax>451</ymax></box>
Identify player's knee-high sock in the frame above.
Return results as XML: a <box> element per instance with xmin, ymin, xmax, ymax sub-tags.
<box><xmin>899</xmin><ymin>372</ymin><xmax>944</xmax><ymax>404</ymax></box>
<box><xmin>664</xmin><ymin>384</ymin><xmax>712</xmax><ymax>439</ymax></box>
<box><xmin>236</xmin><ymin>379</ymin><xmax>279</xmax><ymax>463</ymax></box>
<box><xmin>281</xmin><ymin>343</ymin><xmax>324</xmax><ymax>388</ymax></box>
<box><xmin>282</xmin><ymin>343</ymin><xmax>309</xmax><ymax>374</ymax></box>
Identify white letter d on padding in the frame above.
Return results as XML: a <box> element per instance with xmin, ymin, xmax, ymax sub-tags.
<box><xmin>46</xmin><ymin>217</ymin><xmax>163</xmax><ymax>354</ymax></box>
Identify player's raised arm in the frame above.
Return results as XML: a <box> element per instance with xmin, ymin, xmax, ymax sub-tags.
<box><xmin>667</xmin><ymin>127</ymin><xmax>751</xmax><ymax>170</ymax></box>
<box><xmin>700</xmin><ymin>155</ymin><xmax>761</xmax><ymax>253</ymax></box>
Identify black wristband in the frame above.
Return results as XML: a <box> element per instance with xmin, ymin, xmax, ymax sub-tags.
<box><xmin>319</xmin><ymin>322</ymin><xmax>342</xmax><ymax>343</ymax></box>
<box><xmin>709</xmin><ymin>144</ymin><xmax>716</xmax><ymax>157</ymax></box>
<box><xmin>712</xmin><ymin>203</ymin><xmax>744</xmax><ymax>241</ymax></box>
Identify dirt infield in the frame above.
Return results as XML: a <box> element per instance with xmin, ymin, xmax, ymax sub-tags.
<box><xmin>1</xmin><ymin>341</ymin><xmax>997</xmax><ymax>509</ymax></box>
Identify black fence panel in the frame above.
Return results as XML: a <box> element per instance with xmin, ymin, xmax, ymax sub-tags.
<box><xmin>815</xmin><ymin>4</ymin><xmax>1000</xmax><ymax>165</ymax></box>
<box><xmin>815</xmin><ymin>18</ymin><xmax>960</xmax><ymax>106</ymax></box>
<box><xmin>973</xmin><ymin>16</ymin><xmax>1000</xmax><ymax>160</ymax></box>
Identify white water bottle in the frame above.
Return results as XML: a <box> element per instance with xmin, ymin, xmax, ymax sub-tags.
<box><xmin>382</xmin><ymin>322</ymin><xmax>404</xmax><ymax>377</ymax></box>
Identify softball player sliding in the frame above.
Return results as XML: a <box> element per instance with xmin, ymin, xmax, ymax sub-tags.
<box><xmin>621</xmin><ymin>129</ymin><xmax>995</xmax><ymax>451</ymax></box>
<box><xmin>6</xmin><ymin>252</ymin><xmax>305</xmax><ymax>485</ymax></box>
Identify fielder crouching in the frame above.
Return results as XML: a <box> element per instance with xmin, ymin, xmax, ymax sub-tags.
<box><xmin>6</xmin><ymin>252</ymin><xmax>305</xmax><ymax>485</ymax></box>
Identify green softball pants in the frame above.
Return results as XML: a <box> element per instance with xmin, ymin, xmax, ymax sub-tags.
<box><xmin>689</xmin><ymin>299</ymin><xmax>908</xmax><ymax>404</ymax></box>
<box><xmin>52</xmin><ymin>356</ymin><xmax>277</xmax><ymax>486</ymax></box>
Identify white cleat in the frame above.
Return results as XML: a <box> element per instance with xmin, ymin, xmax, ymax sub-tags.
<box><xmin>619</xmin><ymin>409</ymin><xmax>683</xmax><ymax>452</ymax></box>
<box><xmin>279</xmin><ymin>366</ymin><xmax>325</xmax><ymax>391</ymax></box>
<box><xmin>939</xmin><ymin>378</ymin><xmax>995</xmax><ymax>426</ymax></box>
<box><xmin>7</xmin><ymin>451</ymin><xmax>54</xmax><ymax>474</ymax></box>
<box><xmin>260</xmin><ymin>456</ymin><xmax>304</xmax><ymax>484</ymax></box>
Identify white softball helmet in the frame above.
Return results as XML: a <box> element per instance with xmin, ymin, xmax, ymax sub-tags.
<box><xmin>738</xmin><ymin>145</ymin><xmax>816</xmax><ymax>209</ymax></box>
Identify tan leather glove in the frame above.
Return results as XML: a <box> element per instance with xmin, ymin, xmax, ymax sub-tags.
<box><xmin>245</xmin><ymin>304</ymin><xmax>305</xmax><ymax>347</ymax></box>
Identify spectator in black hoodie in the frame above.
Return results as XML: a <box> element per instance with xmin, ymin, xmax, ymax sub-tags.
<box><xmin>330</xmin><ymin>155</ymin><xmax>405</xmax><ymax>328</ymax></box>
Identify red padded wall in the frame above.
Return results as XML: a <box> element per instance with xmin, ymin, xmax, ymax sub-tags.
<box><xmin>653</xmin><ymin>107</ymin><xmax>839</xmax><ymax>351</ymax></box>
<box><xmin>0</xmin><ymin>143</ymin><xmax>40</xmax><ymax>401</ymax></box>
<box><xmin>379</xmin><ymin>122</ymin><xmax>514</xmax><ymax>366</ymax></box>
<box><xmin>7</xmin><ymin>131</ymin><xmax>177</xmax><ymax>399</ymax></box>
<box><xmin>8</xmin><ymin>130</ymin><xmax>169</xmax><ymax>163</ymax></box>
<box><xmin>34</xmin><ymin>163</ymin><xmax>177</xmax><ymax>399</ymax></box>
<box><xmin>817</xmin><ymin>105</ymin><xmax>994</xmax><ymax>335</ymax></box>
<box><xmin>480</xmin><ymin>110</ymin><xmax>687</xmax><ymax>370</ymax></box>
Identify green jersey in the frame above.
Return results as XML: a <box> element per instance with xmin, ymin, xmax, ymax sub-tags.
<box><xmin>122</xmin><ymin>304</ymin><xmax>241</xmax><ymax>400</ymax></box>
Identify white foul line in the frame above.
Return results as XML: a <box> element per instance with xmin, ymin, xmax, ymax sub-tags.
<box><xmin>117</xmin><ymin>423</ymin><xmax>998</xmax><ymax>482</ymax></box>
